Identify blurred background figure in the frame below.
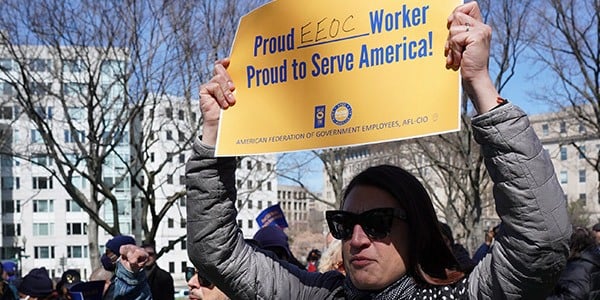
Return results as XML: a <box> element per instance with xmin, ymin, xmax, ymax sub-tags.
<box><xmin>56</xmin><ymin>269</ymin><xmax>82</xmax><ymax>300</ymax></box>
<box><xmin>142</xmin><ymin>242</ymin><xmax>174</xmax><ymax>300</ymax></box>
<box><xmin>0</xmin><ymin>262</ymin><xmax>16</xmax><ymax>300</ymax></box>
<box><xmin>472</xmin><ymin>223</ymin><xmax>501</xmax><ymax>264</ymax></box>
<box><xmin>592</xmin><ymin>223</ymin><xmax>600</xmax><ymax>247</ymax></box>
<box><xmin>318</xmin><ymin>239</ymin><xmax>344</xmax><ymax>275</ymax></box>
<box><xmin>305</xmin><ymin>249</ymin><xmax>321</xmax><ymax>272</ymax></box>
<box><xmin>438</xmin><ymin>221</ymin><xmax>476</xmax><ymax>273</ymax></box>
<box><xmin>17</xmin><ymin>267</ymin><xmax>58</xmax><ymax>300</ymax></box>
<box><xmin>1</xmin><ymin>262</ymin><xmax>17</xmax><ymax>284</ymax></box>
<box><xmin>252</xmin><ymin>226</ymin><xmax>304</xmax><ymax>269</ymax></box>
<box><xmin>186</xmin><ymin>267</ymin><xmax>229</xmax><ymax>300</ymax></box>
<box><xmin>547</xmin><ymin>226</ymin><xmax>600</xmax><ymax>299</ymax></box>
<box><xmin>101</xmin><ymin>235</ymin><xmax>151</xmax><ymax>299</ymax></box>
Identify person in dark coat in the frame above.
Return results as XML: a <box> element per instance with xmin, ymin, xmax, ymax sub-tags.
<box><xmin>0</xmin><ymin>262</ymin><xmax>16</xmax><ymax>300</ymax></box>
<box><xmin>142</xmin><ymin>242</ymin><xmax>174</xmax><ymax>300</ymax></box>
<box><xmin>438</xmin><ymin>222</ymin><xmax>476</xmax><ymax>273</ymax></box>
<box><xmin>547</xmin><ymin>226</ymin><xmax>600</xmax><ymax>299</ymax></box>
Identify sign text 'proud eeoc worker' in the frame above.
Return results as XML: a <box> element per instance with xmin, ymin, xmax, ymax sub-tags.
<box><xmin>216</xmin><ymin>0</ymin><xmax>462</xmax><ymax>156</ymax></box>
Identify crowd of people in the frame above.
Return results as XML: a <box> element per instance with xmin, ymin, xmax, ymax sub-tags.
<box><xmin>8</xmin><ymin>1</ymin><xmax>600</xmax><ymax>299</ymax></box>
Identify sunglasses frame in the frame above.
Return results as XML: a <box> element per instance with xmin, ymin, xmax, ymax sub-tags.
<box><xmin>326</xmin><ymin>207</ymin><xmax>407</xmax><ymax>240</ymax></box>
<box><xmin>185</xmin><ymin>267</ymin><xmax>213</xmax><ymax>287</ymax></box>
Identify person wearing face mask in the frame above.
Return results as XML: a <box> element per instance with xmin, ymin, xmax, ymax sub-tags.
<box><xmin>185</xmin><ymin>1</ymin><xmax>571</xmax><ymax>299</ymax></box>
<box><xmin>100</xmin><ymin>235</ymin><xmax>152</xmax><ymax>300</ymax></box>
<box><xmin>185</xmin><ymin>267</ymin><xmax>228</xmax><ymax>300</ymax></box>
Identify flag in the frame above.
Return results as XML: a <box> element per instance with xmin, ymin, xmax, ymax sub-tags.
<box><xmin>256</xmin><ymin>204</ymin><xmax>288</xmax><ymax>228</ymax></box>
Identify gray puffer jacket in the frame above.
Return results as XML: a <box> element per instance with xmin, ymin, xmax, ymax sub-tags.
<box><xmin>186</xmin><ymin>103</ymin><xmax>571</xmax><ymax>299</ymax></box>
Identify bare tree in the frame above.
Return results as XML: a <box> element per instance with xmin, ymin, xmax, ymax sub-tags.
<box><xmin>0</xmin><ymin>0</ymin><xmax>267</xmax><ymax>269</ymax></box>
<box><xmin>530</xmin><ymin>0</ymin><xmax>600</xmax><ymax>210</ymax></box>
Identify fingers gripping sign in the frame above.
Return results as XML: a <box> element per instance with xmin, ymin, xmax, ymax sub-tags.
<box><xmin>444</xmin><ymin>1</ymin><xmax>491</xmax><ymax>81</ymax></box>
<box><xmin>199</xmin><ymin>58</ymin><xmax>237</xmax><ymax>146</ymax></box>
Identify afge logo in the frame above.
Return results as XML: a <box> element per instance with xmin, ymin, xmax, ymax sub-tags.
<box><xmin>314</xmin><ymin>105</ymin><xmax>326</xmax><ymax>129</ymax></box>
<box><xmin>331</xmin><ymin>102</ymin><xmax>352</xmax><ymax>126</ymax></box>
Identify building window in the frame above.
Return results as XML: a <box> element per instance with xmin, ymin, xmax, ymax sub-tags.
<box><xmin>30</xmin><ymin>59</ymin><xmax>52</xmax><ymax>72</ymax></box>
<box><xmin>237</xmin><ymin>219</ymin><xmax>243</xmax><ymax>228</ymax></box>
<box><xmin>541</xmin><ymin>124</ymin><xmax>549</xmax><ymax>136</ymax></box>
<box><xmin>248</xmin><ymin>200</ymin><xmax>253</xmax><ymax>209</ymax></box>
<box><xmin>169</xmin><ymin>262</ymin><xmax>175</xmax><ymax>273</ymax></box>
<box><xmin>247</xmin><ymin>220</ymin><xmax>253</xmax><ymax>229</ymax></box>
<box><xmin>168</xmin><ymin>218</ymin><xmax>174</xmax><ymax>228</ymax></box>
<box><xmin>247</xmin><ymin>180</ymin><xmax>252</xmax><ymax>189</ymax></box>
<box><xmin>165</xmin><ymin>108</ymin><xmax>173</xmax><ymax>119</ymax></box>
<box><xmin>166</xmin><ymin>130</ymin><xmax>173</xmax><ymax>140</ymax></box>
<box><xmin>579</xmin><ymin>146</ymin><xmax>586</xmax><ymax>159</ymax></box>
<box><xmin>31</xmin><ymin>129</ymin><xmax>43</xmax><ymax>143</ymax></box>
<box><xmin>178</xmin><ymin>130</ymin><xmax>185</xmax><ymax>142</ymax></box>
<box><xmin>35</xmin><ymin>106</ymin><xmax>53</xmax><ymax>120</ymax></box>
<box><xmin>0</xmin><ymin>106</ymin><xmax>14</xmax><ymax>119</ymax></box>
<box><xmin>267</xmin><ymin>182</ymin><xmax>272</xmax><ymax>191</ymax></box>
<box><xmin>66</xmin><ymin>199</ymin><xmax>82</xmax><ymax>212</ymax></box>
<box><xmin>179</xmin><ymin>175</ymin><xmax>185</xmax><ymax>185</ymax></box>
<box><xmin>559</xmin><ymin>171</ymin><xmax>568</xmax><ymax>184</ymax></box>
<box><xmin>579</xmin><ymin>170</ymin><xmax>586</xmax><ymax>183</ymax></box>
<box><xmin>179</xmin><ymin>154</ymin><xmax>185</xmax><ymax>164</ymax></box>
<box><xmin>237</xmin><ymin>180</ymin><xmax>242</xmax><ymax>189</ymax></box>
<box><xmin>578</xmin><ymin>121</ymin><xmax>586</xmax><ymax>133</ymax></box>
<box><xmin>258</xmin><ymin>200</ymin><xmax>263</xmax><ymax>210</ymax></box>
<box><xmin>66</xmin><ymin>223</ymin><xmax>87</xmax><ymax>235</ymax></box>
<box><xmin>237</xmin><ymin>200</ymin><xmax>242</xmax><ymax>209</ymax></box>
<box><xmin>2</xmin><ymin>224</ymin><xmax>19</xmax><ymax>236</ymax></box>
<box><xmin>33</xmin><ymin>177</ymin><xmax>53</xmax><ymax>189</ymax></box>
<box><xmin>64</xmin><ymin>129</ymin><xmax>85</xmax><ymax>143</ymax></box>
<box><xmin>33</xmin><ymin>223</ymin><xmax>54</xmax><ymax>236</ymax></box>
<box><xmin>559</xmin><ymin>121</ymin><xmax>566</xmax><ymax>133</ymax></box>
<box><xmin>32</xmin><ymin>154</ymin><xmax>53</xmax><ymax>166</ymax></box>
<box><xmin>67</xmin><ymin>245</ymin><xmax>88</xmax><ymax>258</ymax></box>
<box><xmin>63</xmin><ymin>59</ymin><xmax>83</xmax><ymax>73</ymax></box>
<box><xmin>1</xmin><ymin>200</ymin><xmax>14</xmax><ymax>213</ymax></box>
<box><xmin>579</xmin><ymin>193</ymin><xmax>586</xmax><ymax>205</ymax></box>
<box><xmin>181</xmin><ymin>261</ymin><xmax>187</xmax><ymax>273</ymax></box>
<box><xmin>246</xmin><ymin>161</ymin><xmax>252</xmax><ymax>169</ymax></box>
<box><xmin>0</xmin><ymin>59</ymin><xmax>13</xmax><ymax>71</ymax></box>
<box><xmin>560</xmin><ymin>146</ymin><xmax>567</xmax><ymax>160</ymax></box>
<box><xmin>33</xmin><ymin>199</ymin><xmax>54</xmax><ymax>213</ymax></box>
<box><xmin>150</xmin><ymin>152</ymin><xmax>155</xmax><ymax>163</ymax></box>
<box><xmin>166</xmin><ymin>153</ymin><xmax>174</xmax><ymax>162</ymax></box>
<box><xmin>29</xmin><ymin>81</ymin><xmax>51</xmax><ymax>95</ymax></box>
<box><xmin>34</xmin><ymin>246</ymin><xmax>55</xmax><ymax>259</ymax></box>
<box><xmin>167</xmin><ymin>175</ymin><xmax>173</xmax><ymax>184</ymax></box>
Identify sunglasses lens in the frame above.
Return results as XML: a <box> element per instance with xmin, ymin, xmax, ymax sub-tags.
<box><xmin>185</xmin><ymin>267</ymin><xmax>195</xmax><ymax>282</ymax></box>
<box><xmin>361</xmin><ymin>209</ymin><xmax>394</xmax><ymax>239</ymax></box>
<box><xmin>326</xmin><ymin>211</ymin><xmax>354</xmax><ymax>240</ymax></box>
<box><xmin>326</xmin><ymin>208</ymin><xmax>396</xmax><ymax>240</ymax></box>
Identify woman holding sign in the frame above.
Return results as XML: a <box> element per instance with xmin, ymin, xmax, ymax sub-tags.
<box><xmin>186</xmin><ymin>2</ymin><xmax>570</xmax><ymax>299</ymax></box>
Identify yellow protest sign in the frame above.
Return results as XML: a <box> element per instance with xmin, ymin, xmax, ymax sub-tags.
<box><xmin>216</xmin><ymin>0</ymin><xmax>463</xmax><ymax>156</ymax></box>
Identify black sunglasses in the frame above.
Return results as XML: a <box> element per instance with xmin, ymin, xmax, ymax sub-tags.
<box><xmin>185</xmin><ymin>267</ymin><xmax>212</xmax><ymax>287</ymax></box>
<box><xmin>326</xmin><ymin>207</ymin><xmax>407</xmax><ymax>240</ymax></box>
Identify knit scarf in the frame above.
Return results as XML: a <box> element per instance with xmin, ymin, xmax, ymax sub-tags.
<box><xmin>344</xmin><ymin>274</ymin><xmax>417</xmax><ymax>300</ymax></box>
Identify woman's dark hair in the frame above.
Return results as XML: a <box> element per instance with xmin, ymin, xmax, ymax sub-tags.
<box><xmin>568</xmin><ymin>226</ymin><xmax>594</xmax><ymax>260</ymax></box>
<box><xmin>342</xmin><ymin>164</ymin><xmax>464</xmax><ymax>285</ymax></box>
